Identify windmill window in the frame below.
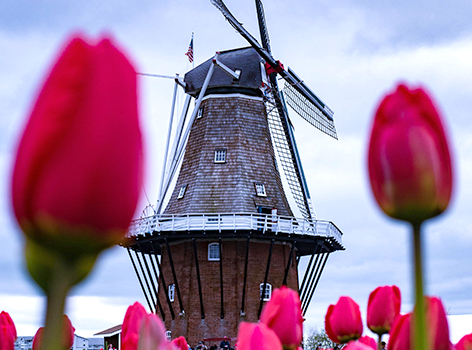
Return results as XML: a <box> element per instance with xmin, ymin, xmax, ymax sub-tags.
<box><xmin>260</xmin><ymin>283</ymin><xmax>272</xmax><ymax>301</ymax></box>
<box><xmin>255</xmin><ymin>182</ymin><xmax>267</xmax><ymax>197</ymax></box>
<box><xmin>165</xmin><ymin>331</ymin><xmax>172</xmax><ymax>342</ymax></box>
<box><xmin>197</xmin><ymin>106</ymin><xmax>204</xmax><ymax>119</ymax></box>
<box><xmin>208</xmin><ymin>243</ymin><xmax>220</xmax><ymax>261</ymax></box>
<box><xmin>214</xmin><ymin>149</ymin><xmax>227</xmax><ymax>163</ymax></box>
<box><xmin>177</xmin><ymin>185</ymin><xmax>187</xmax><ymax>199</ymax></box>
<box><xmin>168</xmin><ymin>284</ymin><xmax>175</xmax><ymax>302</ymax></box>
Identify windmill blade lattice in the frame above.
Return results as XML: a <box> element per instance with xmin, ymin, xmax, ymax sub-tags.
<box><xmin>255</xmin><ymin>0</ymin><xmax>271</xmax><ymax>53</ymax></box>
<box><xmin>283</xmin><ymin>69</ymin><xmax>338</xmax><ymax>139</ymax></box>
<box><xmin>266</xmin><ymin>102</ymin><xmax>310</xmax><ymax>219</ymax></box>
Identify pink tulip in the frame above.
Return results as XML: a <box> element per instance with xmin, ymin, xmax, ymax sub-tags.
<box><xmin>137</xmin><ymin>314</ymin><xmax>168</xmax><ymax>350</ymax></box>
<box><xmin>0</xmin><ymin>311</ymin><xmax>17</xmax><ymax>350</ymax></box>
<box><xmin>260</xmin><ymin>286</ymin><xmax>303</xmax><ymax>349</ymax></box>
<box><xmin>237</xmin><ymin>322</ymin><xmax>283</xmax><ymax>350</ymax></box>
<box><xmin>358</xmin><ymin>336</ymin><xmax>377</xmax><ymax>350</ymax></box>
<box><xmin>122</xmin><ymin>302</ymin><xmax>148</xmax><ymax>350</ymax></box>
<box><xmin>388</xmin><ymin>297</ymin><xmax>450</xmax><ymax>350</ymax></box>
<box><xmin>344</xmin><ymin>340</ymin><xmax>377</xmax><ymax>350</ymax></box>
<box><xmin>325</xmin><ymin>296</ymin><xmax>363</xmax><ymax>343</ymax></box>
<box><xmin>368</xmin><ymin>83</ymin><xmax>453</xmax><ymax>225</ymax></box>
<box><xmin>388</xmin><ymin>313</ymin><xmax>411</xmax><ymax>350</ymax></box>
<box><xmin>171</xmin><ymin>336</ymin><xmax>188</xmax><ymax>350</ymax></box>
<box><xmin>32</xmin><ymin>315</ymin><xmax>75</xmax><ymax>350</ymax></box>
<box><xmin>367</xmin><ymin>285</ymin><xmax>401</xmax><ymax>335</ymax></box>
<box><xmin>456</xmin><ymin>333</ymin><xmax>472</xmax><ymax>350</ymax></box>
<box><xmin>12</xmin><ymin>34</ymin><xmax>143</xmax><ymax>254</ymax></box>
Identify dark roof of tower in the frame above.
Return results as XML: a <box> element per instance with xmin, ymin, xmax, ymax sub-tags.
<box><xmin>184</xmin><ymin>47</ymin><xmax>263</xmax><ymax>97</ymax></box>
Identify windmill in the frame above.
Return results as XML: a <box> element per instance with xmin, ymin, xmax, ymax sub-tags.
<box><xmin>124</xmin><ymin>0</ymin><xmax>344</xmax><ymax>345</ymax></box>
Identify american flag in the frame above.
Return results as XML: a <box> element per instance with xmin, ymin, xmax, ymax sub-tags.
<box><xmin>185</xmin><ymin>35</ymin><xmax>194</xmax><ymax>63</ymax></box>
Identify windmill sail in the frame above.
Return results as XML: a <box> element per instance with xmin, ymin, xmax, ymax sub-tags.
<box><xmin>283</xmin><ymin>68</ymin><xmax>338</xmax><ymax>139</ymax></box>
<box><xmin>255</xmin><ymin>0</ymin><xmax>271</xmax><ymax>53</ymax></box>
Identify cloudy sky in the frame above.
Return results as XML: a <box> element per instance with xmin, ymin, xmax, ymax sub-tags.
<box><xmin>1</xmin><ymin>0</ymin><xmax>472</xmax><ymax>344</ymax></box>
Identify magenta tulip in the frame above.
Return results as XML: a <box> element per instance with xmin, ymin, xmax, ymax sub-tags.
<box><xmin>122</xmin><ymin>302</ymin><xmax>148</xmax><ymax>350</ymax></box>
<box><xmin>237</xmin><ymin>322</ymin><xmax>283</xmax><ymax>350</ymax></box>
<box><xmin>344</xmin><ymin>340</ymin><xmax>376</xmax><ymax>350</ymax></box>
<box><xmin>358</xmin><ymin>336</ymin><xmax>377</xmax><ymax>350</ymax></box>
<box><xmin>260</xmin><ymin>286</ymin><xmax>303</xmax><ymax>349</ymax></box>
<box><xmin>368</xmin><ymin>83</ymin><xmax>453</xmax><ymax>224</ymax></box>
<box><xmin>389</xmin><ymin>297</ymin><xmax>450</xmax><ymax>350</ymax></box>
<box><xmin>456</xmin><ymin>333</ymin><xmax>472</xmax><ymax>350</ymax></box>
<box><xmin>0</xmin><ymin>311</ymin><xmax>17</xmax><ymax>350</ymax></box>
<box><xmin>32</xmin><ymin>315</ymin><xmax>75</xmax><ymax>350</ymax></box>
<box><xmin>367</xmin><ymin>285</ymin><xmax>401</xmax><ymax>335</ymax></box>
<box><xmin>171</xmin><ymin>336</ymin><xmax>188</xmax><ymax>350</ymax></box>
<box><xmin>12</xmin><ymin>34</ymin><xmax>143</xmax><ymax>254</ymax></box>
<box><xmin>137</xmin><ymin>314</ymin><xmax>168</xmax><ymax>350</ymax></box>
<box><xmin>388</xmin><ymin>313</ymin><xmax>411</xmax><ymax>350</ymax></box>
<box><xmin>325</xmin><ymin>296</ymin><xmax>363</xmax><ymax>343</ymax></box>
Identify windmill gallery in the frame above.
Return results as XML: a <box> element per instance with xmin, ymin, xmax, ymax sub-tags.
<box><xmin>123</xmin><ymin>0</ymin><xmax>345</xmax><ymax>345</ymax></box>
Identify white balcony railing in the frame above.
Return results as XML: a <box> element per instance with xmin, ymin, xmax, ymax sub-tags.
<box><xmin>127</xmin><ymin>212</ymin><xmax>343</xmax><ymax>246</ymax></box>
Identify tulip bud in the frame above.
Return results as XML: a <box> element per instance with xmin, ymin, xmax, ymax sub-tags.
<box><xmin>171</xmin><ymin>336</ymin><xmax>188</xmax><ymax>350</ymax></box>
<box><xmin>137</xmin><ymin>314</ymin><xmax>168</xmax><ymax>350</ymax></box>
<box><xmin>325</xmin><ymin>296</ymin><xmax>363</xmax><ymax>343</ymax></box>
<box><xmin>368</xmin><ymin>84</ymin><xmax>453</xmax><ymax>225</ymax></box>
<box><xmin>32</xmin><ymin>315</ymin><xmax>75</xmax><ymax>350</ymax></box>
<box><xmin>260</xmin><ymin>286</ymin><xmax>303</xmax><ymax>349</ymax></box>
<box><xmin>122</xmin><ymin>302</ymin><xmax>148</xmax><ymax>350</ymax></box>
<box><xmin>367</xmin><ymin>285</ymin><xmax>401</xmax><ymax>335</ymax></box>
<box><xmin>11</xmin><ymin>34</ymin><xmax>143</xmax><ymax>287</ymax></box>
<box><xmin>237</xmin><ymin>322</ymin><xmax>283</xmax><ymax>350</ymax></box>
<box><xmin>344</xmin><ymin>340</ymin><xmax>377</xmax><ymax>350</ymax></box>
<box><xmin>358</xmin><ymin>336</ymin><xmax>377</xmax><ymax>350</ymax></box>
<box><xmin>0</xmin><ymin>311</ymin><xmax>17</xmax><ymax>350</ymax></box>
<box><xmin>456</xmin><ymin>333</ymin><xmax>472</xmax><ymax>350</ymax></box>
<box><xmin>388</xmin><ymin>297</ymin><xmax>450</xmax><ymax>350</ymax></box>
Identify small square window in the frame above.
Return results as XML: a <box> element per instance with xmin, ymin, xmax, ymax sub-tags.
<box><xmin>208</xmin><ymin>243</ymin><xmax>220</xmax><ymax>261</ymax></box>
<box><xmin>214</xmin><ymin>149</ymin><xmax>226</xmax><ymax>163</ymax></box>
<box><xmin>177</xmin><ymin>185</ymin><xmax>187</xmax><ymax>199</ymax></box>
<box><xmin>165</xmin><ymin>331</ymin><xmax>172</xmax><ymax>342</ymax></box>
<box><xmin>260</xmin><ymin>283</ymin><xmax>272</xmax><ymax>301</ymax></box>
<box><xmin>168</xmin><ymin>284</ymin><xmax>175</xmax><ymax>302</ymax></box>
<box><xmin>197</xmin><ymin>106</ymin><xmax>204</xmax><ymax>119</ymax></box>
<box><xmin>255</xmin><ymin>182</ymin><xmax>266</xmax><ymax>197</ymax></box>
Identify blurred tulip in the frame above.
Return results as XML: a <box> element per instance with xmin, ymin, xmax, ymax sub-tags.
<box><xmin>456</xmin><ymin>333</ymin><xmax>472</xmax><ymax>350</ymax></box>
<box><xmin>260</xmin><ymin>286</ymin><xmax>303</xmax><ymax>349</ymax></box>
<box><xmin>423</xmin><ymin>297</ymin><xmax>450</xmax><ymax>350</ymax></box>
<box><xmin>389</xmin><ymin>297</ymin><xmax>450</xmax><ymax>350</ymax></box>
<box><xmin>325</xmin><ymin>296</ymin><xmax>363</xmax><ymax>343</ymax></box>
<box><xmin>122</xmin><ymin>302</ymin><xmax>148</xmax><ymax>350</ymax></box>
<box><xmin>368</xmin><ymin>83</ymin><xmax>453</xmax><ymax>225</ymax></box>
<box><xmin>358</xmin><ymin>336</ymin><xmax>377</xmax><ymax>350</ymax></box>
<box><xmin>12</xmin><ymin>34</ymin><xmax>143</xmax><ymax>257</ymax></box>
<box><xmin>237</xmin><ymin>322</ymin><xmax>283</xmax><ymax>350</ymax></box>
<box><xmin>344</xmin><ymin>340</ymin><xmax>377</xmax><ymax>350</ymax></box>
<box><xmin>388</xmin><ymin>313</ymin><xmax>411</xmax><ymax>350</ymax></box>
<box><xmin>171</xmin><ymin>337</ymin><xmax>188</xmax><ymax>350</ymax></box>
<box><xmin>0</xmin><ymin>311</ymin><xmax>17</xmax><ymax>350</ymax></box>
<box><xmin>367</xmin><ymin>285</ymin><xmax>401</xmax><ymax>335</ymax></box>
<box><xmin>137</xmin><ymin>314</ymin><xmax>168</xmax><ymax>350</ymax></box>
<box><xmin>32</xmin><ymin>315</ymin><xmax>75</xmax><ymax>350</ymax></box>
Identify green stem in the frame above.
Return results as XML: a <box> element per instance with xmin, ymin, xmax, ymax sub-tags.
<box><xmin>412</xmin><ymin>222</ymin><xmax>427</xmax><ymax>350</ymax></box>
<box><xmin>377</xmin><ymin>334</ymin><xmax>382</xmax><ymax>350</ymax></box>
<box><xmin>41</xmin><ymin>258</ymin><xmax>72</xmax><ymax>350</ymax></box>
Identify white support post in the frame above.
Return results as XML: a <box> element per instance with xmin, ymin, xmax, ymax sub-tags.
<box><xmin>157</xmin><ymin>54</ymin><xmax>218</xmax><ymax>213</ymax></box>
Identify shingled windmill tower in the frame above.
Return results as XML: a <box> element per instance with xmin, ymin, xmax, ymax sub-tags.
<box><xmin>124</xmin><ymin>0</ymin><xmax>344</xmax><ymax>345</ymax></box>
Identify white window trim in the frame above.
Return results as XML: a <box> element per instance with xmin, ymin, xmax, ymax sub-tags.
<box><xmin>177</xmin><ymin>185</ymin><xmax>187</xmax><ymax>199</ymax></box>
<box><xmin>165</xmin><ymin>331</ymin><xmax>172</xmax><ymax>342</ymax></box>
<box><xmin>255</xmin><ymin>182</ymin><xmax>267</xmax><ymax>197</ymax></box>
<box><xmin>214</xmin><ymin>149</ymin><xmax>227</xmax><ymax>163</ymax></box>
<box><xmin>260</xmin><ymin>283</ymin><xmax>272</xmax><ymax>301</ymax></box>
<box><xmin>168</xmin><ymin>284</ymin><xmax>175</xmax><ymax>302</ymax></box>
<box><xmin>197</xmin><ymin>106</ymin><xmax>204</xmax><ymax>119</ymax></box>
<box><xmin>208</xmin><ymin>242</ymin><xmax>220</xmax><ymax>261</ymax></box>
